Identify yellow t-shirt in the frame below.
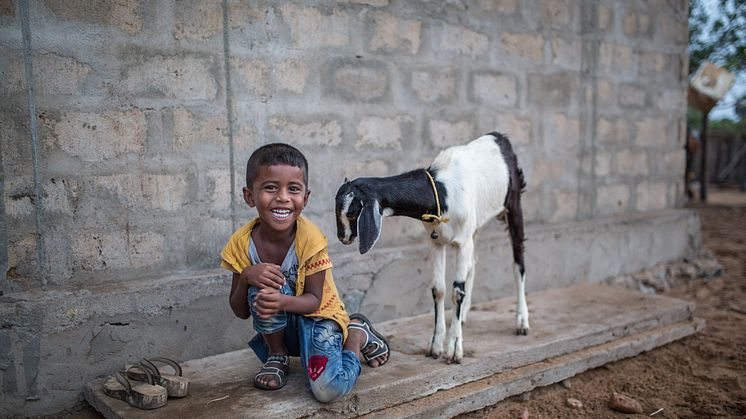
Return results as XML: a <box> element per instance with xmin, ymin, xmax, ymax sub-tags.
<box><xmin>220</xmin><ymin>216</ymin><xmax>350</xmax><ymax>341</ymax></box>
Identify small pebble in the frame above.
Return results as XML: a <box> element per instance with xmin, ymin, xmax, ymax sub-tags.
<box><xmin>608</xmin><ymin>391</ymin><xmax>643</xmax><ymax>414</ymax></box>
<box><xmin>560</xmin><ymin>379</ymin><xmax>572</xmax><ymax>389</ymax></box>
<box><xmin>519</xmin><ymin>391</ymin><xmax>531</xmax><ymax>401</ymax></box>
<box><xmin>566</xmin><ymin>398</ymin><xmax>583</xmax><ymax>409</ymax></box>
<box><xmin>517</xmin><ymin>408</ymin><xmax>529</xmax><ymax>419</ymax></box>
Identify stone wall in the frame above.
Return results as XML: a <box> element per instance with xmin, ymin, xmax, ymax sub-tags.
<box><xmin>0</xmin><ymin>0</ymin><xmax>691</xmax><ymax>415</ymax></box>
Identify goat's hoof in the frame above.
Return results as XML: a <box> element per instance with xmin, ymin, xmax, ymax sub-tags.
<box><xmin>445</xmin><ymin>356</ymin><xmax>461</xmax><ymax>364</ymax></box>
<box><xmin>515</xmin><ymin>327</ymin><xmax>529</xmax><ymax>336</ymax></box>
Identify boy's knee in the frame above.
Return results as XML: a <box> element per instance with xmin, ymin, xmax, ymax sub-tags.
<box><xmin>309</xmin><ymin>379</ymin><xmax>346</xmax><ymax>403</ymax></box>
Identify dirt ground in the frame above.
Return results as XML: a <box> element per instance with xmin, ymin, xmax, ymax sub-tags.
<box><xmin>48</xmin><ymin>189</ymin><xmax>746</xmax><ymax>419</ymax></box>
<box><xmin>461</xmin><ymin>187</ymin><xmax>746</xmax><ymax>419</ymax></box>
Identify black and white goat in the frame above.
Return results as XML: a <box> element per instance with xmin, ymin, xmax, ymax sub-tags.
<box><xmin>335</xmin><ymin>132</ymin><xmax>527</xmax><ymax>364</ymax></box>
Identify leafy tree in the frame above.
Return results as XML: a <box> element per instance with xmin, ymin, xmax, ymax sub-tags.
<box><xmin>689</xmin><ymin>0</ymin><xmax>746</xmax><ymax>75</ymax></box>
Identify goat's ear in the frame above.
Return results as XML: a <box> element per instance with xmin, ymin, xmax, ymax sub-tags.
<box><xmin>342</xmin><ymin>177</ymin><xmax>349</xmax><ymax>185</ymax></box>
<box><xmin>358</xmin><ymin>199</ymin><xmax>382</xmax><ymax>254</ymax></box>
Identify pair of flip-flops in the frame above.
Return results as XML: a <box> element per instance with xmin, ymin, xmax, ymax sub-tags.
<box><xmin>349</xmin><ymin>313</ymin><xmax>390</xmax><ymax>367</ymax></box>
<box><xmin>103</xmin><ymin>357</ymin><xmax>190</xmax><ymax>410</ymax></box>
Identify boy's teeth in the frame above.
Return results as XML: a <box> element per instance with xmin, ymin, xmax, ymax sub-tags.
<box><xmin>272</xmin><ymin>209</ymin><xmax>291</xmax><ymax>219</ymax></box>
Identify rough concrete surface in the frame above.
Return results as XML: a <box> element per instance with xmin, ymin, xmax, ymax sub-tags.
<box><xmin>84</xmin><ymin>283</ymin><xmax>700</xmax><ymax>418</ymax></box>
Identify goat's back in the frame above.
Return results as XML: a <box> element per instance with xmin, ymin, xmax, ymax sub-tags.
<box><xmin>430</xmin><ymin>134</ymin><xmax>510</xmax><ymax>228</ymax></box>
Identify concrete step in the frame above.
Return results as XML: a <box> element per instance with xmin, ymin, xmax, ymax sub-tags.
<box><xmin>85</xmin><ymin>283</ymin><xmax>703</xmax><ymax>418</ymax></box>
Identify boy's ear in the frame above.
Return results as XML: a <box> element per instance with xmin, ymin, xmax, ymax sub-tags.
<box><xmin>303</xmin><ymin>189</ymin><xmax>310</xmax><ymax>207</ymax></box>
<box><xmin>357</xmin><ymin>199</ymin><xmax>382</xmax><ymax>255</ymax></box>
<box><xmin>243</xmin><ymin>186</ymin><xmax>255</xmax><ymax>207</ymax></box>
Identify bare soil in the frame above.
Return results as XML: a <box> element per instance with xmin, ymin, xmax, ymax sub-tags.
<box><xmin>461</xmin><ymin>188</ymin><xmax>746</xmax><ymax>419</ymax></box>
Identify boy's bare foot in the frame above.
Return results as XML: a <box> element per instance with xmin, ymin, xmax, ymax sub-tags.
<box><xmin>348</xmin><ymin>314</ymin><xmax>390</xmax><ymax>368</ymax></box>
<box><xmin>254</xmin><ymin>355</ymin><xmax>289</xmax><ymax>390</ymax></box>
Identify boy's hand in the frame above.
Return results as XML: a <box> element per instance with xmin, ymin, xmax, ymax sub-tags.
<box><xmin>254</xmin><ymin>288</ymin><xmax>283</xmax><ymax>320</ymax></box>
<box><xmin>240</xmin><ymin>263</ymin><xmax>285</xmax><ymax>290</ymax></box>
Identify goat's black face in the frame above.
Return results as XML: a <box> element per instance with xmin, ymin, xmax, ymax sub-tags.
<box><xmin>335</xmin><ymin>182</ymin><xmax>362</xmax><ymax>245</ymax></box>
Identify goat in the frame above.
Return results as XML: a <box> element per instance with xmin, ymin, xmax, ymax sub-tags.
<box><xmin>335</xmin><ymin>132</ymin><xmax>527</xmax><ymax>364</ymax></box>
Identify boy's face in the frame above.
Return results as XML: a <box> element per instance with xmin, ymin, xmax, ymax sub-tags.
<box><xmin>243</xmin><ymin>164</ymin><xmax>310</xmax><ymax>235</ymax></box>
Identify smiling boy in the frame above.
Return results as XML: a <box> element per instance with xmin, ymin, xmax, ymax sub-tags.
<box><xmin>220</xmin><ymin>143</ymin><xmax>389</xmax><ymax>402</ymax></box>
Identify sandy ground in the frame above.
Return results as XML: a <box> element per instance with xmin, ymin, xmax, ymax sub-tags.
<box><xmin>460</xmin><ymin>187</ymin><xmax>746</xmax><ymax>419</ymax></box>
<box><xmin>45</xmin><ymin>189</ymin><xmax>746</xmax><ymax>419</ymax></box>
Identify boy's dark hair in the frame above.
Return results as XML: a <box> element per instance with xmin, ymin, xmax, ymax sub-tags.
<box><xmin>245</xmin><ymin>143</ymin><xmax>309</xmax><ymax>187</ymax></box>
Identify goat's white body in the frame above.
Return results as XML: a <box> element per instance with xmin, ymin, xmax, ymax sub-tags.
<box><xmin>423</xmin><ymin>134</ymin><xmax>528</xmax><ymax>363</ymax></box>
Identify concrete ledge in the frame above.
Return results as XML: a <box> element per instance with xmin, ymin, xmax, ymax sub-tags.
<box><xmin>83</xmin><ymin>283</ymin><xmax>701</xmax><ymax>418</ymax></box>
<box><xmin>1</xmin><ymin>209</ymin><xmax>700</xmax><ymax>415</ymax></box>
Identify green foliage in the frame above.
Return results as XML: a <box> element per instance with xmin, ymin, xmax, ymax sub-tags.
<box><xmin>689</xmin><ymin>0</ymin><xmax>746</xmax><ymax>75</ymax></box>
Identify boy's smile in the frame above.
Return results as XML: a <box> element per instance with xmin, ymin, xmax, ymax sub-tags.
<box><xmin>244</xmin><ymin>164</ymin><xmax>310</xmax><ymax>236</ymax></box>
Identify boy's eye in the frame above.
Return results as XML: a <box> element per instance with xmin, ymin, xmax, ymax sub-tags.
<box><xmin>289</xmin><ymin>186</ymin><xmax>302</xmax><ymax>193</ymax></box>
<box><xmin>264</xmin><ymin>185</ymin><xmax>278</xmax><ymax>191</ymax></box>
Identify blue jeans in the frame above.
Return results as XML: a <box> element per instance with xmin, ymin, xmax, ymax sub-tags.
<box><xmin>248</xmin><ymin>287</ymin><xmax>361</xmax><ymax>402</ymax></box>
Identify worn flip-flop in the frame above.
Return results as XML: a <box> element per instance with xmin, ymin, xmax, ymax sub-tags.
<box><xmin>126</xmin><ymin>357</ymin><xmax>189</xmax><ymax>398</ymax></box>
<box><xmin>103</xmin><ymin>365</ymin><xmax>167</xmax><ymax>410</ymax></box>
<box><xmin>254</xmin><ymin>354</ymin><xmax>290</xmax><ymax>390</ymax></box>
<box><xmin>349</xmin><ymin>313</ymin><xmax>390</xmax><ymax>367</ymax></box>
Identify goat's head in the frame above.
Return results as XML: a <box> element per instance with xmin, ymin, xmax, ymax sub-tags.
<box><xmin>335</xmin><ymin>178</ymin><xmax>382</xmax><ymax>255</ymax></box>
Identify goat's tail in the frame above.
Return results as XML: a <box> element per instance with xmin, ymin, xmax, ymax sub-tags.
<box><xmin>490</xmin><ymin>132</ymin><xmax>526</xmax><ymax>275</ymax></box>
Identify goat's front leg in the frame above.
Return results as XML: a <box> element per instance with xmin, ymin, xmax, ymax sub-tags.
<box><xmin>445</xmin><ymin>239</ymin><xmax>474</xmax><ymax>364</ymax></box>
<box><xmin>427</xmin><ymin>243</ymin><xmax>447</xmax><ymax>359</ymax></box>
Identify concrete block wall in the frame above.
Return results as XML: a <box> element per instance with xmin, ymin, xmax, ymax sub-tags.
<box><xmin>0</xmin><ymin>0</ymin><xmax>693</xmax><ymax>415</ymax></box>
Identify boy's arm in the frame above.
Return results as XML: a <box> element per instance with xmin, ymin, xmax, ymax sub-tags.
<box><xmin>229</xmin><ymin>273</ymin><xmax>251</xmax><ymax>319</ymax></box>
<box><xmin>254</xmin><ymin>270</ymin><xmax>325</xmax><ymax>318</ymax></box>
<box><xmin>229</xmin><ymin>264</ymin><xmax>286</xmax><ymax>319</ymax></box>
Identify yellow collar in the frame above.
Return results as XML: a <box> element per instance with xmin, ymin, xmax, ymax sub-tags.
<box><xmin>421</xmin><ymin>170</ymin><xmax>449</xmax><ymax>225</ymax></box>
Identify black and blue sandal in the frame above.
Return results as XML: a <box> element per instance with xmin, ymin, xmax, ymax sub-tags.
<box><xmin>254</xmin><ymin>355</ymin><xmax>290</xmax><ymax>390</ymax></box>
<box><xmin>349</xmin><ymin>313</ymin><xmax>390</xmax><ymax>367</ymax></box>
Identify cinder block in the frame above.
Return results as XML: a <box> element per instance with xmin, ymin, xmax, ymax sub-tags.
<box><xmin>639</xmin><ymin>52</ymin><xmax>669</xmax><ymax>76</ymax></box>
<box><xmin>596</xmin><ymin>79</ymin><xmax>615</xmax><ymax>107</ymax></box>
<box><xmin>43</xmin><ymin>178</ymin><xmax>78</xmax><ymax>215</ymax></box>
<box><xmin>120</xmin><ymin>55</ymin><xmax>218</xmax><ymax>100</ymax></box>
<box><xmin>355</xmin><ymin>116</ymin><xmax>413</xmax><ymax>150</ymax></box>
<box><xmin>551</xmin><ymin>37</ymin><xmax>581</xmax><ymax>70</ymax></box>
<box><xmin>636</xmin><ymin>181</ymin><xmax>668</xmax><ymax>211</ymax></box>
<box><xmin>278</xmin><ymin>4</ymin><xmax>349</xmax><ymax>48</ymax></box>
<box><xmin>539</xmin><ymin>0</ymin><xmax>573</xmax><ymax>29</ymax></box>
<box><xmin>492</xmin><ymin>114</ymin><xmax>532</xmax><ymax>148</ymax></box>
<box><xmin>439</xmin><ymin>24</ymin><xmax>489</xmax><ymax>56</ymax></box>
<box><xmin>615</xmin><ymin>149</ymin><xmax>648</xmax><ymax>176</ymax></box>
<box><xmin>174</xmin><ymin>0</ymin><xmax>222</xmax><ymax>40</ymax></box>
<box><xmin>45</xmin><ymin>109</ymin><xmax>146</xmax><ymax>162</ymax></box>
<box><xmin>623</xmin><ymin>12</ymin><xmax>651</xmax><ymax>38</ymax></box>
<box><xmin>94</xmin><ymin>173</ymin><xmax>191</xmax><ymax>211</ymax></box>
<box><xmin>471</xmin><ymin>72</ymin><xmax>517</xmax><ymax>106</ymax></box>
<box><xmin>528</xmin><ymin>73</ymin><xmax>576</xmax><ymax>107</ymax></box>
<box><xmin>595</xmin><ymin>151</ymin><xmax>612</xmax><ymax>177</ymax></box>
<box><xmin>368</xmin><ymin>11</ymin><xmax>421</xmax><ymax>54</ymax></box>
<box><xmin>331</xmin><ymin>62</ymin><xmax>388</xmax><ymax>102</ymax></box>
<box><xmin>71</xmin><ymin>229</ymin><xmax>165</xmax><ymax>270</ymax></box>
<box><xmin>663</xmin><ymin>149</ymin><xmax>686</xmax><ymax>176</ymax></box>
<box><xmin>597</xmin><ymin>117</ymin><xmax>630</xmax><ymax>146</ymax></box>
<box><xmin>428</xmin><ymin>119</ymin><xmax>475</xmax><ymax>148</ymax></box>
<box><xmin>230</xmin><ymin>58</ymin><xmax>269</xmax><ymax>97</ymax></box>
<box><xmin>596</xmin><ymin>183</ymin><xmax>631</xmax><ymax>215</ymax></box>
<box><xmin>33</xmin><ymin>53</ymin><xmax>90</xmax><ymax>96</ymax></box>
<box><xmin>207</xmin><ymin>169</ymin><xmax>232</xmax><ymax>211</ymax></box>
<box><xmin>549</xmin><ymin>113</ymin><xmax>580</xmax><ymax>150</ymax></box>
<box><xmin>599</xmin><ymin>42</ymin><xmax>635</xmax><ymax>77</ymax></box>
<box><xmin>551</xmin><ymin>188</ymin><xmax>578</xmax><ymax>221</ymax></box>
<box><xmin>619</xmin><ymin>83</ymin><xmax>647</xmax><ymax>108</ymax></box>
<box><xmin>532</xmin><ymin>155</ymin><xmax>567</xmax><ymax>185</ymax></box>
<box><xmin>4</xmin><ymin>176</ymin><xmax>34</xmax><ymax>218</ymax></box>
<box><xmin>276</xmin><ymin>59</ymin><xmax>309</xmax><ymax>94</ymax></box>
<box><xmin>501</xmin><ymin>32</ymin><xmax>544</xmax><ymax>62</ymax></box>
<box><xmin>0</xmin><ymin>54</ymin><xmax>23</xmax><ymax>95</ymax></box>
<box><xmin>410</xmin><ymin>69</ymin><xmax>456</xmax><ymax>103</ymax></box>
<box><xmin>44</xmin><ymin>0</ymin><xmax>142</xmax><ymax>34</ymax></box>
<box><xmin>476</xmin><ymin>0</ymin><xmax>518</xmax><ymax>13</ymax></box>
<box><xmin>636</xmin><ymin>117</ymin><xmax>668</xmax><ymax>147</ymax></box>
<box><xmin>598</xmin><ymin>4</ymin><xmax>613</xmax><ymax>32</ymax></box>
<box><xmin>656</xmin><ymin>88</ymin><xmax>686</xmax><ymax>112</ymax></box>
<box><xmin>267</xmin><ymin>116</ymin><xmax>342</xmax><ymax>147</ymax></box>
<box><xmin>172</xmin><ymin>107</ymin><xmax>229</xmax><ymax>150</ymax></box>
